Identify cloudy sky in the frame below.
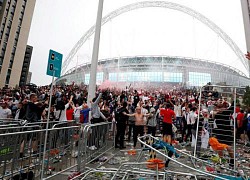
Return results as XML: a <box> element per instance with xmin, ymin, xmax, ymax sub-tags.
<box><xmin>27</xmin><ymin>0</ymin><xmax>247</xmax><ymax>85</ymax></box>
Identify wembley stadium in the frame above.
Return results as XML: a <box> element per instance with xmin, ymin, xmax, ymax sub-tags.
<box><xmin>54</xmin><ymin>1</ymin><xmax>250</xmax><ymax>89</ymax></box>
<box><xmin>55</xmin><ymin>55</ymin><xmax>250</xmax><ymax>87</ymax></box>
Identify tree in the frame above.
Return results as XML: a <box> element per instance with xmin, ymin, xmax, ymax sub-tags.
<box><xmin>243</xmin><ymin>86</ymin><xmax>250</xmax><ymax>107</ymax></box>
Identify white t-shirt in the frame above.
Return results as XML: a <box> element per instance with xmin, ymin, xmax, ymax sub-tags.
<box><xmin>189</xmin><ymin>111</ymin><xmax>197</xmax><ymax>125</ymax></box>
<box><xmin>55</xmin><ymin>103</ymin><xmax>69</xmax><ymax>121</ymax></box>
<box><xmin>174</xmin><ymin>105</ymin><xmax>182</xmax><ymax>117</ymax></box>
<box><xmin>142</xmin><ymin>96</ymin><xmax>149</xmax><ymax>102</ymax></box>
<box><xmin>141</xmin><ymin>108</ymin><xmax>148</xmax><ymax>125</ymax></box>
<box><xmin>0</xmin><ymin>108</ymin><xmax>12</xmax><ymax>119</ymax></box>
<box><xmin>74</xmin><ymin>106</ymin><xmax>82</xmax><ymax>119</ymax></box>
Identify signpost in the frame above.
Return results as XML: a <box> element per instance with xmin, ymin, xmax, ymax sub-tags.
<box><xmin>46</xmin><ymin>49</ymin><xmax>63</xmax><ymax>78</ymax></box>
<box><xmin>41</xmin><ymin>49</ymin><xmax>63</xmax><ymax>179</ymax></box>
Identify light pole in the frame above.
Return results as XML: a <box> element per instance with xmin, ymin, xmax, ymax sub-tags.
<box><xmin>87</xmin><ymin>0</ymin><xmax>104</xmax><ymax>106</ymax></box>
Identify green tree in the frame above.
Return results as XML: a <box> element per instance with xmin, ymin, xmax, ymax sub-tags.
<box><xmin>243</xmin><ymin>86</ymin><xmax>250</xmax><ymax>107</ymax></box>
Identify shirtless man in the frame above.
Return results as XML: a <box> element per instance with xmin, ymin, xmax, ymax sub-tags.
<box><xmin>124</xmin><ymin>106</ymin><xmax>150</xmax><ymax>148</ymax></box>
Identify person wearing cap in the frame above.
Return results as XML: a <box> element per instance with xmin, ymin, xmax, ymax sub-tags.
<box><xmin>0</xmin><ymin>101</ymin><xmax>12</xmax><ymax>119</ymax></box>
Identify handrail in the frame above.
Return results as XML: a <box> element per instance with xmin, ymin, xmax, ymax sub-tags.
<box><xmin>0</xmin><ymin>125</ymin><xmax>80</xmax><ymax>136</ymax></box>
<box><xmin>137</xmin><ymin>134</ymin><xmax>228</xmax><ymax>180</ymax></box>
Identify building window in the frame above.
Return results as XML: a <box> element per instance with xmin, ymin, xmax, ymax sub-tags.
<box><xmin>5</xmin><ymin>69</ymin><xmax>11</xmax><ymax>85</ymax></box>
<box><xmin>163</xmin><ymin>72</ymin><xmax>182</xmax><ymax>82</ymax></box>
<box><xmin>96</xmin><ymin>72</ymin><xmax>104</xmax><ymax>84</ymax></box>
<box><xmin>109</xmin><ymin>73</ymin><xmax>117</xmax><ymax>82</ymax></box>
<box><xmin>114</xmin><ymin>72</ymin><xmax>164</xmax><ymax>82</ymax></box>
<box><xmin>84</xmin><ymin>72</ymin><xmax>103</xmax><ymax>85</ymax></box>
<box><xmin>189</xmin><ymin>72</ymin><xmax>211</xmax><ymax>86</ymax></box>
<box><xmin>85</xmin><ymin>74</ymin><xmax>90</xmax><ymax>85</ymax></box>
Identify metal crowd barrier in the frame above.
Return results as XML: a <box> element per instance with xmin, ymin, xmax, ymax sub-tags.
<box><xmin>0</xmin><ymin>125</ymin><xmax>43</xmax><ymax>180</ymax></box>
<box><xmin>0</xmin><ymin>120</ymin><xmax>115</xmax><ymax>179</ymax></box>
<box><xmin>0</xmin><ymin>119</ymin><xmax>63</xmax><ymax>129</ymax></box>
<box><xmin>80</xmin><ymin>167</ymin><xmax>198</xmax><ymax>180</ymax></box>
<box><xmin>76</xmin><ymin>122</ymin><xmax>113</xmax><ymax>173</ymax></box>
<box><xmin>0</xmin><ymin>120</ymin><xmax>79</xmax><ymax>179</ymax></box>
<box><xmin>194</xmin><ymin>85</ymin><xmax>246</xmax><ymax>172</ymax></box>
<box><xmin>42</xmin><ymin>121</ymin><xmax>113</xmax><ymax>179</ymax></box>
<box><xmin>137</xmin><ymin>134</ymin><xmax>228</xmax><ymax>180</ymax></box>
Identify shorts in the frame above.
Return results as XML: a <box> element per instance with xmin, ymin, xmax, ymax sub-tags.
<box><xmin>237</xmin><ymin>127</ymin><xmax>244</xmax><ymax>135</ymax></box>
<box><xmin>162</xmin><ymin>123</ymin><xmax>172</xmax><ymax>136</ymax></box>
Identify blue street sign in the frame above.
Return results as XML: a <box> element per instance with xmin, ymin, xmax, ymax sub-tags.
<box><xmin>46</xmin><ymin>49</ymin><xmax>63</xmax><ymax>78</ymax></box>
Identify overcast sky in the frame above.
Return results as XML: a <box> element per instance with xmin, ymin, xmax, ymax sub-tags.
<box><xmin>27</xmin><ymin>0</ymin><xmax>247</xmax><ymax>85</ymax></box>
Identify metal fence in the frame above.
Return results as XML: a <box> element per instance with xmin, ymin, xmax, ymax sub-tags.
<box><xmin>194</xmin><ymin>85</ymin><xmax>246</xmax><ymax>172</ymax></box>
<box><xmin>0</xmin><ymin>120</ymin><xmax>114</xmax><ymax>179</ymax></box>
<box><xmin>137</xmin><ymin>134</ymin><xmax>229</xmax><ymax>180</ymax></box>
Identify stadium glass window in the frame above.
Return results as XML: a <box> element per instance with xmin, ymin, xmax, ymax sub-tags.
<box><xmin>85</xmin><ymin>74</ymin><xmax>90</xmax><ymax>85</ymax></box>
<box><xmin>118</xmin><ymin>72</ymin><xmax>127</xmax><ymax>82</ymax></box>
<box><xmin>96</xmin><ymin>72</ymin><xmax>104</xmax><ymax>83</ymax></box>
<box><xmin>116</xmin><ymin>72</ymin><xmax>164</xmax><ymax>82</ymax></box>
<box><xmin>148</xmin><ymin>72</ymin><xmax>163</xmax><ymax>82</ymax></box>
<box><xmin>109</xmin><ymin>73</ymin><xmax>117</xmax><ymax>82</ymax></box>
<box><xmin>163</xmin><ymin>72</ymin><xmax>182</xmax><ymax>82</ymax></box>
<box><xmin>188</xmin><ymin>72</ymin><xmax>211</xmax><ymax>86</ymax></box>
<box><xmin>84</xmin><ymin>72</ymin><xmax>103</xmax><ymax>85</ymax></box>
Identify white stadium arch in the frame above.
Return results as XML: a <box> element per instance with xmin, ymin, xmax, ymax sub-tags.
<box><xmin>61</xmin><ymin>1</ymin><xmax>249</xmax><ymax>77</ymax></box>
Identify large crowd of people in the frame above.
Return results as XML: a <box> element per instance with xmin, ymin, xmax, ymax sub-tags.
<box><xmin>0</xmin><ymin>83</ymin><xmax>250</xmax><ymax>168</ymax></box>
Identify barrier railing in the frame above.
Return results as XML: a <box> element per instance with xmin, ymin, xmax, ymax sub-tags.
<box><xmin>194</xmin><ymin>85</ymin><xmax>246</xmax><ymax>172</ymax></box>
<box><xmin>76</xmin><ymin>122</ymin><xmax>113</xmax><ymax>172</ymax></box>
<box><xmin>137</xmin><ymin>134</ymin><xmax>228</xmax><ymax>180</ymax></box>
<box><xmin>0</xmin><ymin>120</ymin><xmax>115</xmax><ymax>179</ymax></box>
<box><xmin>0</xmin><ymin>125</ymin><xmax>43</xmax><ymax>180</ymax></box>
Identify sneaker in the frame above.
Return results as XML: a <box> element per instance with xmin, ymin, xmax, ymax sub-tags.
<box><xmin>59</xmin><ymin>151</ymin><xmax>66</xmax><ymax>156</ymax></box>
<box><xmin>89</xmin><ymin>146</ymin><xmax>97</xmax><ymax>150</ymax></box>
<box><xmin>68</xmin><ymin>171</ymin><xmax>81</xmax><ymax>179</ymax></box>
<box><xmin>71</xmin><ymin>151</ymin><xmax>78</xmax><ymax>158</ymax></box>
<box><xmin>19</xmin><ymin>120</ymin><xmax>27</xmax><ymax>126</ymax></box>
<box><xmin>31</xmin><ymin>158</ymin><xmax>39</xmax><ymax>164</ymax></box>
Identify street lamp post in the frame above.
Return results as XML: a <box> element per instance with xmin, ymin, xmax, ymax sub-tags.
<box><xmin>87</xmin><ymin>0</ymin><xmax>104</xmax><ymax>106</ymax></box>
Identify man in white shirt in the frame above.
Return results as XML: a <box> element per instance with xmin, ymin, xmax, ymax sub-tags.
<box><xmin>73</xmin><ymin>103</ymin><xmax>82</xmax><ymax>123</ymax></box>
<box><xmin>169</xmin><ymin>100</ymin><xmax>183</xmax><ymax>131</ymax></box>
<box><xmin>0</xmin><ymin>101</ymin><xmax>12</xmax><ymax>119</ymax></box>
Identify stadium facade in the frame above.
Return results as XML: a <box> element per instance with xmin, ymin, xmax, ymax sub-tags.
<box><xmin>56</xmin><ymin>56</ymin><xmax>250</xmax><ymax>87</ymax></box>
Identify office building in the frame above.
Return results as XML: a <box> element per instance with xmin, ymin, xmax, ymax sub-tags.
<box><xmin>26</xmin><ymin>71</ymin><xmax>32</xmax><ymax>84</ymax></box>
<box><xmin>19</xmin><ymin>45</ymin><xmax>32</xmax><ymax>86</ymax></box>
<box><xmin>0</xmin><ymin>0</ymin><xmax>36</xmax><ymax>87</ymax></box>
